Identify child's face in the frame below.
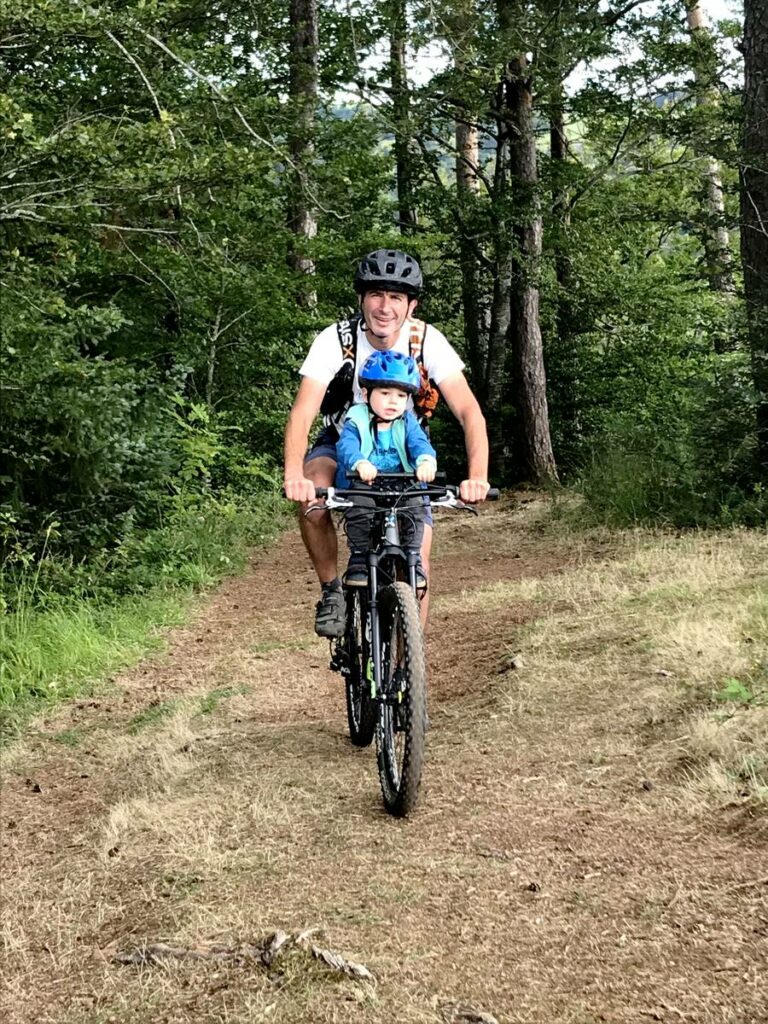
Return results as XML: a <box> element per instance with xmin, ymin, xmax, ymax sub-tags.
<box><xmin>365</xmin><ymin>386</ymin><xmax>409</xmax><ymax>421</ymax></box>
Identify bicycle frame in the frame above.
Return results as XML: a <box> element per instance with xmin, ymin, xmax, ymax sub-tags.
<box><xmin>312</xmin><ymin>474</ymin><xmax>487</xmax><ymax>700</ymax></box>
<box><xmin>319</xmin><ymin>477</ymin><xmax>424</xmax><ymax>700</ymax></box>
<box><xmin>304</xmin><ymin>473</ymin><xmax>499</xmax><ymax>816</ymax></box>
<box><xmin>364</xmin><ymin>503</ymin><xmax>418</xmax><ymax>702</ymax></box>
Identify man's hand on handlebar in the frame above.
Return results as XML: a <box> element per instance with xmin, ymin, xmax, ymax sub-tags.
<box><xmin>283</xmin><ymin>476</ymin><xmax>317</xmax><ymax>502</ymax></box>
<box><xmin>459</xmin><ymin>478</ymin><xmax>491</xmax><ymax>503</ymax></box>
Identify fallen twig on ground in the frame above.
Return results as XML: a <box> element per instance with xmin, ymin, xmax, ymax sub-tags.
<box><xmin>111</xmin><ymin>929</ymin><xmax>376</xmax><ymax>982</ymax></box>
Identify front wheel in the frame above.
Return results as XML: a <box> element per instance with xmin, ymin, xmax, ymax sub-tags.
<box><xmin>344</xmin><ymin>588</ymin><xmax>376</xmax><ymax>747</ymax></box>
<box><xmin>376</xmin><ymin>582</ymin><xmax>428</xmax><ymax>817</ymax></box>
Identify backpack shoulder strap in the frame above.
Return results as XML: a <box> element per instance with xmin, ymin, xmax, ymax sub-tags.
<box><xmin>320</xmin><ymin>314</ymin><xmax>362</xmax><ymax>426</ymax></box>
<box><xmin>336</xmin><ymin>313</ymin><xmax>362</xmax><ymax>365</ymax></box>
<box><xmin>408</xmin><ymin>319</ymin><xmax>441</xmax><ymax>423</ymax></box>
<box><xmin>408</xmin><ymin>318</ymin><xmax>427</xmax><ymax>365</ymax></box>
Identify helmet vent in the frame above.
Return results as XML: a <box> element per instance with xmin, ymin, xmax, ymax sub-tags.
<box><xmin>354</xmin><ymin>248</ymin><xmax>423</xmax><ymax>296</ymax></box>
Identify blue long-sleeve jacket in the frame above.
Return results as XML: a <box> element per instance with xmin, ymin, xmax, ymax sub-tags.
<box><xmin>335</xmin><ymin>404</ymin><xmax>437</xmax><ymax>488</ymax></box>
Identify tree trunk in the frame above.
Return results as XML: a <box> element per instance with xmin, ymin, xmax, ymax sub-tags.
<box><xmin>550</xmin><ymin>88</ymin><xmax>571</xmax><ymax>296</ymax></box>
<box><xmin>741</xmin><ymin>0</ymin><xmax>768</xmax><ymax>466</ymax></box>
<box><xmin>549</xmin><ymin>82</ymin><xmax>581</xmax><ymax>465</ymax></box>
<box><xmin>506</xmin><ymin>54</ymin><xmax>558</xmax><ymax>484</ymax></box>
<box><xmin>288</xmin><ymin>0</ymin><xmax>318</xmax><ymax>306</ymax></box>
<box><xmin>387</xmin><ymin>0</ymin><xmax>417</xmax><ymax>234</ymax></box>
<box><xmin>685</xmin><ymin>1</ymin><xmax>735</xmax><ymax>299</ymax></box>
<box><xmin>206</xmin><ymin>306</ymin><xmax>222</xmax><ymax>409</ymax></box>
<box><xmin>451</xmin><ymin>0</ymin><xmax>486</xmax><ymax>391</ymax></box>
<box><xmin>456</xmin><ymin>116</ymin><xmax>485</xmax><ymax>390</ymax></box>
<box><xmin>485</xmin><ymin>79</ymin><xmax>512</xmax><ymax>481</ymax></box>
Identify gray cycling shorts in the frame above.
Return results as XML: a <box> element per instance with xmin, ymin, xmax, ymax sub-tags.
<box><xmin>305</xmin><ymin>424</ymin><xmax>340</xmax><ymax>465</ymax></box>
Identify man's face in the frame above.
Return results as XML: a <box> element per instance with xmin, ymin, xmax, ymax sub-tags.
<box><xmin>360</xmin><ymin>289</ymin><xmax>417</xmax><ymax>344</ymax></box>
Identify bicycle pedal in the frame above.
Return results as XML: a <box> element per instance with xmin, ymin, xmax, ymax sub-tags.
<box><xmin>329</xmin><ymin>644</ymin><xmax>346</xmax><ymax>674</ymax></box>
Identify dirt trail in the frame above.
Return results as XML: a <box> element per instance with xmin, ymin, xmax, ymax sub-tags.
<box><xmin>2</xmin><ymin>501</ymin><xmax>766</xmax><ymax>1024</ymax></box>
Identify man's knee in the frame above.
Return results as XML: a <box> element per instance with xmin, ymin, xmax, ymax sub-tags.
<box><xmin>303</xmin><ymin>455</ymin><xmax>336</xmax><ymax>487</ymax></box>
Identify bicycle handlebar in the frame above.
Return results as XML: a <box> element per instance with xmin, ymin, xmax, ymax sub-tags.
<box><xmin>307</xmin><ymin>481</ymin><xmax>500</xmax><ymax>514</ymax></box>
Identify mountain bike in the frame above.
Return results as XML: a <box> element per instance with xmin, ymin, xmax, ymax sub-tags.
<box><xmin>308</xmin><ymin>474</ymin><xmax>498</xmax><ymax>818</ymax></box>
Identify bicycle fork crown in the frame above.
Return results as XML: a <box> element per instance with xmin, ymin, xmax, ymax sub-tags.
<box><xmin>383</xmin><ymin>509</ymin><xmax>400</xmax><ymax>547</ymax></box>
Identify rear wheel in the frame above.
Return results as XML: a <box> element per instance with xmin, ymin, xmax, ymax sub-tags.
<box><xmin>344</xmin><ymin>588</ymin><xmax>376</xmax><ymax>747</ymax></box>
<box><xmin>376</xmin><ymin>582</ymin><xmax>427</xmax><ymax>817</ymax></box>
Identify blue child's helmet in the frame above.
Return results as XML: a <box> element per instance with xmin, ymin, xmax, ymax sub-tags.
<box><xmin>359</xmin><ymin>350</ymin><xmax>420</xmax><ymax>395</ymax></box>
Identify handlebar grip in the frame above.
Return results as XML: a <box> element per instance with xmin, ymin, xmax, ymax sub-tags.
<box><xmin>282</xmin><ymin>487</ymin><xmax>329</xmax><ymax>500</ymax></box>
<box><xmin>445</xmin><ymin>486</ymin><xmax>500</xmax><ymax>501</ymax></box>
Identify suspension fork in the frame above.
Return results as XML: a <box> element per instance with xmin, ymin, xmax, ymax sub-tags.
<box><xmin>368</xmin><ymin>552</ymin><xmax>383</xmax><ymax>698</ymax></box>
<box><xmin>406</xmin><ymin>547</ymin><xmax>419</xmax><ymax>593</ymax></box>
<box><xmin>368</xmin><ymin>507</ymin><xmax>409</xmax><ymax>699</ymax></box>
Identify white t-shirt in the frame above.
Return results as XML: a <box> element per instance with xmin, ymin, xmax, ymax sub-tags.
<box><xmin>299</xmin><ymin>318</ymin><xmax>465</xmax><ymax>408</ymax></box>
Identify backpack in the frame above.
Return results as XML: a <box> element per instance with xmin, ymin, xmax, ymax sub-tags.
<box><xmin>319</xmin><ymin>315</ymin><xmax>441</xmax><ymax>429</ymax></box>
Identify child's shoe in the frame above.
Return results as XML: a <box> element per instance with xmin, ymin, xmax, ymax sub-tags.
<box><xmin>343</xmin><ymin>552</ymin><xmax>368</xmax><ymax>587</ymax></box>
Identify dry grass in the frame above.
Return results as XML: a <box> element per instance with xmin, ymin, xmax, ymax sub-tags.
<box><xmin>3</xmin><ymin>508</ymin><xmax>768</xmax><ymax>1024</ymax></box>
<box><xmin>438</xmin><ymin>527</ymin><xmax>768</xmax><ymax>813</ymax></box>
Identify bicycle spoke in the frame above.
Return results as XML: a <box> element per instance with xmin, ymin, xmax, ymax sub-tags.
<box><xmin>344</xmin><ymin>589</ymin><xmax>375</xmax><ymax>747</ymax></box>
<box><xmin>375</xmin><ymin>583</ymin><xmax>427</xmax><ymax>817</ymax></box>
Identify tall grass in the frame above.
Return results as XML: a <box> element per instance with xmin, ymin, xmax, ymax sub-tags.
<box><xmin>0</xmin><ymin>491</ymin><xmax>288</xmax><ymax>739</ymax></box>
<box><xmin>0</xmin><ymin>593</ymin><xmax>187</xmax><ymax>730</ymax></box>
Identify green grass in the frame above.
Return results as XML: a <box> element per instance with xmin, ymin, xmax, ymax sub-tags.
<box><xmin>127</xmin><ymin>699</ymin><xmax>180</xmax><ymax>734</ymax></box>
<box><xmin>196</xmin><ymin>685</ymin><xmax>251</xmax><ymax>715</ymax></box>
<box><xmin>51</xmin><ymin>727</ymin><xmax>84</xmax><ymax>747</ymax></box>
<box><xmin>0</xmin><ymin>492</ymin><xmax>291</xmax><ymax>743</ymax></box>
<box><xmin>0</xmin><ymin>591</ymin><xmax>187</xmax><ymax>740</ymax></box>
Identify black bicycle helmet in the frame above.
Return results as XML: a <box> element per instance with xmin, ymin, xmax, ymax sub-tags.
<box><xmin>354</xmin><ymin>249</ymin><xmax>423</xmax><ymax>297</ymax></box>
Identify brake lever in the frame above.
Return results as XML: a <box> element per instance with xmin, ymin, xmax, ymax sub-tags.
<box><xmin>432</xmin><ymin>492</ymin><xmax>480</xmax><ymax>515</ymax></box>
<box><xmin>304</xmin><ymin>499</ymin><xmax>353</xmax><ymax>516</ymax></box>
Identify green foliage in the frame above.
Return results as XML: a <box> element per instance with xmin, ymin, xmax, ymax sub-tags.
<box><xmin>577</xmin><ymin>345</ymin><xmax>766</xmax><ymax>528</ymax></box>
<box><xmin>1</xmin><ymin>0</ymin><xmax>763</xmax><ymax>731</ymax></box>
<box><xmin>1</xmin><ymin>0</ymin><xmax>389</xmax><ymax>584</ymax></box>
<box><xmin>716</xmin><ymin>678</ymin><xmax>759</xmax><ymax>706</ymax></box>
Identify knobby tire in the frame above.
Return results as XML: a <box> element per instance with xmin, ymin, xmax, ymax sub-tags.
<box><xmin>344</xmin><ymin>588</ymin><xmax>376</xmax><ymax>747</ymax></box>
<box><xmin>376</xmin><ymin>582</ymin><xmax>427</xmax><ymax>817</ymax></box>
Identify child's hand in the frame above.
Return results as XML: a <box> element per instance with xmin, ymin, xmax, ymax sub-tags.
<box><xmin>416</xmin><ymin>461</ymin><xmax>436</xmax><ymax>483</ymax></box>
<box><xmin>356</xmin><ymin>460</ymin><xmax>378</xmax><ymax>483</ymax></box>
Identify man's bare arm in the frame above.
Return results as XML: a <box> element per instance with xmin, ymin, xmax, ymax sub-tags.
<box><xmin>439</xmin><ymin>372</ymin><xmax>491</xmax><ymax>502</ymax></box>
<box><xmin>284</xmin><ymin>376</ymin><xmax>328</xmax><ymax>501</ymax></box>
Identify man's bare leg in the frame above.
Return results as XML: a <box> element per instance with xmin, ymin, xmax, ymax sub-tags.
<box><xmin>419</xmin><ymin>523</ymin><xmax>433</xmax><ymax>627</ymax></box>
<box><xmin>298</xmin><ymin>456</ymin><xmax>338</xmax><ymax>583</ymax></box>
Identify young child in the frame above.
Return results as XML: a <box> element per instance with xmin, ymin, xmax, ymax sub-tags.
<box><xmin>335</xmin><ymin>350</ymin><xmax>437</xmax><ymax>588</ymax></box>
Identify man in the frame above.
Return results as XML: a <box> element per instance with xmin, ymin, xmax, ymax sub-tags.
<box><xmin>284</xmin><ymin>249</ymin><xmax>490</xmax><ymax>638</ymax></box>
